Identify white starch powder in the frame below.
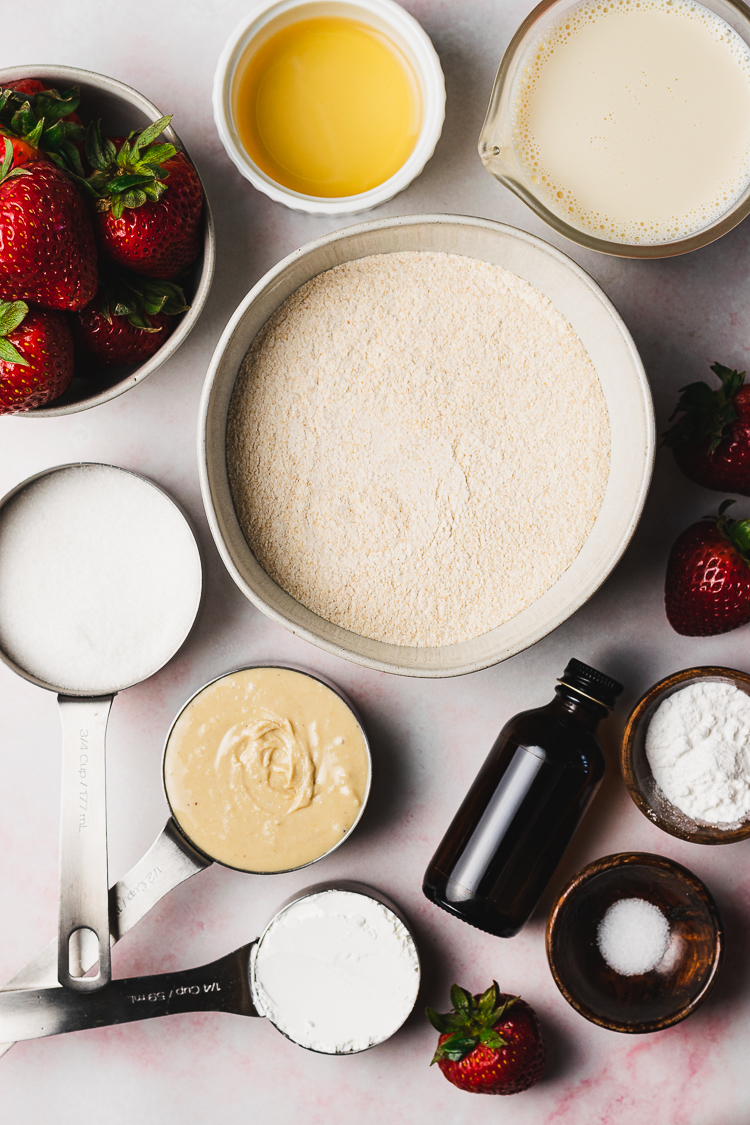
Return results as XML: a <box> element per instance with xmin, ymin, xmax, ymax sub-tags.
<box><xmin>0</xmin><ymin>465</ymin><xmax>202</xmax><ymax>693</ymax></box>
<box><xmin>227</xmin><ymin>251</ymin><xmax>610</xmax><ymax>647</ymax></box>
<box><xmin>252</xmin><ymin>889</ymin><xmax>420</xmax><ymax>1053</ymax></box>
<box><xmin>645</xmin><ymin>681</ymin><xmax>750</xmax><ymax>825</ymax></box>
<box><xmin>597</xmin><ymin>898</ymin><xmax>670</xmax><ymax>975</ymax></box>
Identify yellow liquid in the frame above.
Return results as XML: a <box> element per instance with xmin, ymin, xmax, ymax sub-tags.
<box><xmin>233</xmin><ymin>16</ymin><xmax>422</xmax><ymax>197</ymax></box>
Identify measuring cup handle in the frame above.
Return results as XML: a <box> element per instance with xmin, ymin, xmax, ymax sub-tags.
<box><xmin>57</xmin><ymin>695</ymin><xmax>114</xmax><ymax>992</ymax></box>
<box><xmin>0</xmin><ymin>820</ymin><xmax>211</xmax><ymax>1058</ymax></box>
<box><xmin>110</xmin><ymin>818</ymin><xmax>212</xmax><ymax>942</ymax></box>
<box><xmin>0</xmin><ymin>944</ymin><xmax>258</xmax><ymax>1043</ymax></box>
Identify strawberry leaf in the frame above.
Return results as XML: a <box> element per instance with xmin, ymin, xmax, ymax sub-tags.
<box><xmin>0</xmin><ymin>337</ymin><xmax>29</xmax><ymax>366</ymax></box>
<box><xmin>425</xmin><ymin>1007</ymin><xmax>449</xmax><ymax>1034</ymax></box>
<box><xmin>85</xmin><ymin>121</ymin><xmax>118</xmax><ymax>172</ymax></box>
<box><xmin>732</xmin><ymin>520</ymin><xmax>750</xmax><ymax>555</ymax></box>
<box><xmin>432</xmin><ymin>1034</ymin><xmax>479</xmax><ymax>1063</ymax></box>
<box><xmin>131</xmin><ymin>114</ymin><xmax>172</xmax><ymax>153</ymax></box>
<box><xmin>662</xmin><ymin>363</ymin><xmax>746</xmax><ymax>453</ymax></box>
<box><xmin>140</xmin><ymin>143</ymin><xmax>176</xmax><ymax>166</ymax></box>
<box><xmin>0</xmin><ymin>136</ymin><xmax>12</xmax><ymax>180</ymax></box>
<box><xmin>477</xmin><ymin>981</ymin><xmax>500</xmax><ymax>1018</ymax></box>
<box><xmin>479</xmin><ymin>1028</ymin><xmax>508</xmax><ymax>1049</ymax></box>
<box><xmin>450</xmin><ymin>984</ymin><xmax>472</xmax><ymax>1015</ymax></box>
<box><xmin>0</xmin><ymin>299</ymin><xmax>28</xmax><ymax>336</ymax></box>
<box><xmin>108</xmin><ymin>173</ymin><xmax>156</xmax><ymax>194</ymax></box>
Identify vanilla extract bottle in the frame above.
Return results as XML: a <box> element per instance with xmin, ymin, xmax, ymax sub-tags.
<box><xmin>423</xmin><ymin>659</ymin><xmax>623</xmax><ymax>938</ymax></box>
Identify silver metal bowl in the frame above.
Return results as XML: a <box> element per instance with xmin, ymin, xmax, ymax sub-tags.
<box><xmin>0</xmin><ymin>64</ymin><xmax>215</xmax><ymax>416</ymax></box>
<box><xmin>199</xmin><ymin>214</ymin><xmax>654</xmax><ymax>677</ymax></box>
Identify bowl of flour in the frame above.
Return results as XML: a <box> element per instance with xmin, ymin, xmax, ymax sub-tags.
<box><xmin>199</xmin><ymin>214</ymin><xmax>654</xmax><ymax>676</ymax></box>
<box><xmin>622</xmin><ymin>666</ymin><xmax>750</xmax><ymax>843</ymax></box>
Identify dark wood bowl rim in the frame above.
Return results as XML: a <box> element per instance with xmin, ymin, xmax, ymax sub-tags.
<box><xmin>546</xmin><ymin>851</ymin><xmax>724</xmax><ymax>1033</ymax></box>
<box><xmin>621</xmin><ymin>666</ymin><xmax>750</xmax><ymax>844</ymax></box>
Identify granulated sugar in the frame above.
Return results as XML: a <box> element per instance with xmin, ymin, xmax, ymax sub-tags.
<box><xmin>227</xmin><ymin>251</ymin><xmax>610</xmax><ymax>647</ymax></box>
<box><xmin>0</xmin><ymin>465</ymin><xmax>202</xmax><ymax>693</ymax></box>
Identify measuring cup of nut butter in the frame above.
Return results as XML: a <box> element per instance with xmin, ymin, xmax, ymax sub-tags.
<box><xmin>0</xmin><ymin>665</ymin><xmax>372</xmax><ymax>1054</ymax></box>
<box><xmin>163</xmin><ymin>664</ymin><xmax>372</xmax><ymax>873</ymax></box>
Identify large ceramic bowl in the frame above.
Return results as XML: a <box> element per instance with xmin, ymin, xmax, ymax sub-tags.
<box><xmin>0</xmin><ymin>64</ymin><xmax>215</xmax><ymax>416</ymax></box>
<box><xmin>199</xmin><ymin>214</ymin><xmax>654</xmax><ymax>677</ymax></box>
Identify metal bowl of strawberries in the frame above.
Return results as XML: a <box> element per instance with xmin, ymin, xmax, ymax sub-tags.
<box><xmin>0</xmin><ymin>64</ymin><xmax>215</xmax><ymax>416</ymax></box>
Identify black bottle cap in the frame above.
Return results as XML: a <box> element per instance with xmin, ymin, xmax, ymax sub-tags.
<box><xmin>558</xmin><ymin>658</ymin><xmax>623</xmax><ymax>710</ymax></box>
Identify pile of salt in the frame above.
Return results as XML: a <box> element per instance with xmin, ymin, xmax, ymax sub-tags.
<box><xmin>596</xmin><ymin>897</ymin><xmax>670</xmax><ymax>976</ymax></box>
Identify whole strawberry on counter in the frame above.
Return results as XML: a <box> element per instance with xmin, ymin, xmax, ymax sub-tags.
<box><xmin>72</xmin><ymin>274</ymin><xmax>189</xmax><ymax>370</ymax></box>
<box><xmin>665</xmin><ymin>500</ymin><xmax>750</xmax><ymax>636</ymax></box>
<box><xmin>85</xmin><ymin>116</ymin><xmax>202</xmax><ymax>278</ymax></box>
<box><xmin>0</xmin><ymin>299</ymin><xmax>74</xmax><ymax>412</ymax></box>
<box><xmin>0</xmin><ymin>136</ymin><xmax>97</xmax><ymax>310</ymax></box>
<box><xmin>662</xmin><ymin>363</ymin><xmax>750</xmax><ymax>495</ymax></box>
<box><xmin>426</xmin><ymin>982</ymin><xmax>545</xmax><ymax>1095</ymax></box>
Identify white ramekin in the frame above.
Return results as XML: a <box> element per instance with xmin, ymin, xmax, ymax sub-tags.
<box><xmin>213</xmin><ymin>0</ymin><xmax>445</xmax><ymax>215</ymax></box>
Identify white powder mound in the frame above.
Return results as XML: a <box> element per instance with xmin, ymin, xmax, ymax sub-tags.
<box><xmin>0</xmin><ymin>465</ymin><xmax>201</xmax><ymax>693</ymax></box>
<box><xmin>597</xmin><ymin>898</ymin><xmax>670</xmax><ymax>976</ymax></box>
<box><xmin>645</xmin><ymin>681</ymin><xmax>750</xmax><ymax>825</ymax></box>
<box><xmin>227</xmin><ymin>251</ymin><xmax>610</xmax><ymax>647</ymax></box>
<box><xmin>252</xmin><ymin>889</ymin><xmax>420</xmax><ymax>1054</ymax></box>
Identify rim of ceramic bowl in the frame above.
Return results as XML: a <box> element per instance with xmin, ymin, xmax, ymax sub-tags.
<box><xmin>479</xmin><ymin>0</ymin><xmax>750</xmax><ymax>259</ymax></box>
<box><xmin>199</xmin><ymin>213</ymin><xmax>655</xmax><ymax>677</ymax></box>
<box><xmin>546</xmin><ymin>852</ymin><xmax>724</xmax><ymax>1033</ymax></box>
<box><xmin>621</xmin><ymin>666</ymin><xmax>750</xmax><ymax>844</ymax></box>
<box><xmin>0</xmin><ymin>64</ymin><xmax>215</xmax><ymax>416</ymax></box>
<box><xmin>161</xmin><ymin>663</ymin><xmax>372</xmax><ymax>874</ymax></box>
<box><xmin>212</xmin><ymin>0</ymin><xmax>445</xmax><ymax>215</ymax></box>
<box><xmin>198</xmin><ymin>213</ymin><xmax>655</xmax><ymax>678</ymax></box>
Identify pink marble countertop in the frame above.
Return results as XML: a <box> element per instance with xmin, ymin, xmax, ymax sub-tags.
<box><xmin>2</xmin><ymin>2</ymin><xmax>750</xmax><ymax>1121</ymax></box>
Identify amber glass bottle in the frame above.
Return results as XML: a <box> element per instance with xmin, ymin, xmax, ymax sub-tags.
<box><xmin>423</xmin><ymin>659</ymin><xmax>623</xmax><ymax>938</ymax></box>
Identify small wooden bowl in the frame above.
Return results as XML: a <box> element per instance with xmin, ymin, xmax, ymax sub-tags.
<box><xmin>621</xmin><ymin>666</ymin><xmax>750</xmax><ymax>844</ymax></box>
<box><xmin>546</xmin><ymin>853</ymin><xmax>723</xmax><ymax>1033</ymax></box>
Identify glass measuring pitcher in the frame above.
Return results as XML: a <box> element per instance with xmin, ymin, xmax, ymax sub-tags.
<box><xmin>479</xmin><ymin>0</ymin><xmax>750</xmax><ymax>258</ymax></box>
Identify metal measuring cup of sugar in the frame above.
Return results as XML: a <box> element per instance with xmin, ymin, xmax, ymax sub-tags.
<box><xmin>0</xmin><ymin>664</ymin><xmax>371</xmax><ymax>1053</ymax></box>
<box><xmin>0</xmin><ymin>884</ymin><xmax>420</xmax><ymax>1052</ymax></box>
<box><xmin>0</xmin><ymin>463</ymin><xmax>202</xmax><ymax>993</ymax></box>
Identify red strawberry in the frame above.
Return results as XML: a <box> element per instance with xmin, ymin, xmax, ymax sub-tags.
<box><xmin>0</xmin><ymin>79</ymin><xmax>48</xmax><ymax>97</ymax></box>
<box><xmin>0</xmin><ymin>137</ymin><xmax>97</xmax><ymax>311</ymax></box>
<box><xmin>0</xmin><ymin>299</ymin><xmax>74</xmax><ymax>413</ymax></box>
<box><xmin>73</xmin><ymin>275</ymin><xmax>189</xmax><ymax>370</ymax></box>
<box><xmin>665</xmin><ymin>500</ymin><xmax>750</xmax><ymax>636</ymax></box>
<box><xmin>427</xmin><ymin>983</ymin><xmax>545</xmax><ymax>1096</ymax></box>
<box><xmin>0</xmin><ymin>82</ymin><xmax>86</xmax><ymax>175</ymax></box>
<box><xmin>85</xmin><ymin>116</ymin><xmax>202</xmax><ymax>278</ymax></box>
<box><xmin>662</xmin><ymin>363</ymin><xmax>750</xmax><ymax>495</ymax></box>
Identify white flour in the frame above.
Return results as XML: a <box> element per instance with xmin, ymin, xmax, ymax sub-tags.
<box><xmin>251</xmin><ymin>889</ymin><xmax>420</xmax><ymax>1054</ymax></box>
<box><xmin>645</xmin><ymin>681</ymin><xmax>750</xmax><ymax>824</ymax></box>
<box><xmin>227</xmin><ymin>251</ymin><xmax>610</xmax><ymax>646</ymax></box>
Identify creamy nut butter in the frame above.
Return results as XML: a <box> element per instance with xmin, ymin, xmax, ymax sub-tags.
<box><xmin>164</xmin><ymin>667</ymin><xmax>370</xmax><ymax>871</ymax></box>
